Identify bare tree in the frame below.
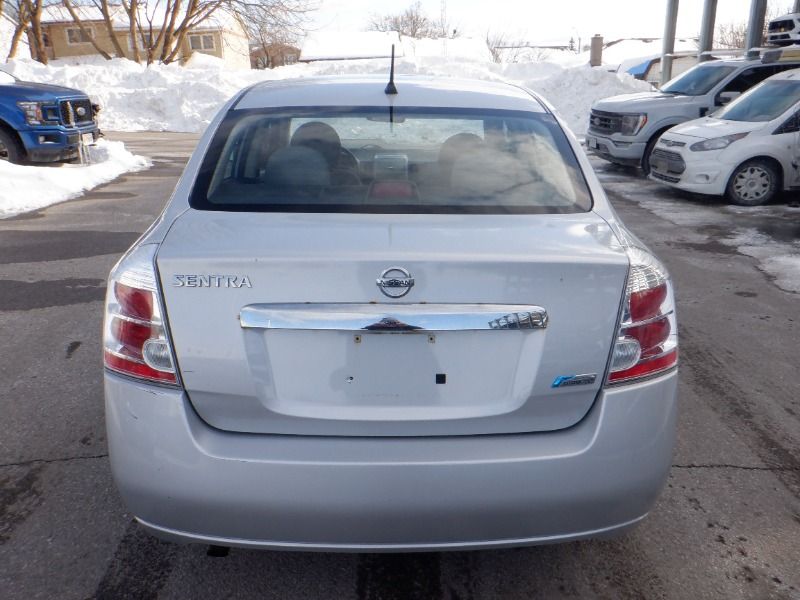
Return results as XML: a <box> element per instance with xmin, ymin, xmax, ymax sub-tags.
<box><xmin>62</xmin><ymin>0</ymin><xmax>114</xmax><ymax>59</ymax></box>
<box><xmin>44</xmin><ymin>0</ymin><xmax>313</xmax><ymax>66</ymax></box>
<box><xmin>714</xmin><ymin>2</ymin><xmax>792</xmax><ymax>49</ymax></box>
<box><xmin>486</xmin><ymin>31</ymin><xmax>550</xmax><ymax>63</ymax></box>
<box><xmin>368</xmin><ymin>2</ymin><xmax>448</xmax><ymax>39</ymax></box>
<box><xmin>4</xmin><ymin>0</ymin><xmax>32</xmax><ymax>59</ymax></box>
<box><xmin>232</xmin><ymin>0</ymin><xmax>311</xmax><ymax>67</ymax></box>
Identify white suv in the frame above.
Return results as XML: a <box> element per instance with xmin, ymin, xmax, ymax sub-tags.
<box><xmin>587</xmin><ymin>55</ymin><xmax>800</xmax><ymax>172</ymax></box>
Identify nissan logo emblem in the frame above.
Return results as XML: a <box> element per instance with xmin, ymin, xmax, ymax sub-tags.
<box><xmin>376</xmin><ymin>267</ymin><xmax>414</xmax><ymax>298</ymax></box>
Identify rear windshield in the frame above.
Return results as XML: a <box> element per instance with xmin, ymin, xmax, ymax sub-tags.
<box><xmin>714</xmin><ymin>79</ymin><xmax>800</xmax><ymax>122</ymax></box>
<box><xmin>190</xmin><ymin>107</ymin><xmax>592</xmax><ymax>214</ymax></box>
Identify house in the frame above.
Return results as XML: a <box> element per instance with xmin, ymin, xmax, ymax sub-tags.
<box><xmin>250</xmin><ymin>42</ymin><xmax>300</xmax><ymax>69</ymax></box>
<box><xmin>36</xmin><ymin>5</ymin><xmax>251</xmax><ymax>69</ymax></box>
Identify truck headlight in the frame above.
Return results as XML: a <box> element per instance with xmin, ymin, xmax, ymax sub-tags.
<box><xmin>689</xmin><ymin>132</ymin><xmax>749</xmax><ymax>151</ymax></box>
<box><xmin>17</xmin><ymin>101</ymin><xmax>44</xmax><ymax>125</ymax></box>
<box><xmin>620</xmin><ymin>113</ymin><xmax>648</xmax><ymax>136</ymax></box>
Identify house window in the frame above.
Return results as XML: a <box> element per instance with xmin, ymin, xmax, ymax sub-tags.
<box><xmin>189</xmin><ymin>34</ymin><xmax>215</xmax><ymax>51</ymax></box>
<box><xmin>66</xmin><ymin>28</ymin><xmax>93</xmax><ymax>45</ymax></box>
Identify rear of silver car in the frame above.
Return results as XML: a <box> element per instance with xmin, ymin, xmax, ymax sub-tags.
<box><xmin>104</xmin><ymin>78</ymin><xmax>678</xmax><ymax>550</ymax></box>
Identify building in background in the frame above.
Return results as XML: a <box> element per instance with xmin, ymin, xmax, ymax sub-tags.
<box><xmin>250</xmin><ymin>42</ymin><xmax>300</xmax><ymax>69</ymax></box>
<box><xmin>36</xmin><ymin>6</ymin><xmax>250</xmax><ymax>69</ymax></box>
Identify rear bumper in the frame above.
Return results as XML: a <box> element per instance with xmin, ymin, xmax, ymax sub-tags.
<box><xmin>585</xmin><ymin>133</ymin><xmax>646</xmax><ymax>166</ymax></box>
<box><xmin>105</xmin><ymin>370</ymin><xmax>678</xmax><ymax>551</ymax></box>
<box><xmin>18</xmin><ymin>124</ymin><xmax>98</xmax><ymax>163</ymax></box>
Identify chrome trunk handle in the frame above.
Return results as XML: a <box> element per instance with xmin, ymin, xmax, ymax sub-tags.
<box><xmin>239</xmin><ymin>304</ymin><xmax>548</xmax><ymax>332</ymax></box>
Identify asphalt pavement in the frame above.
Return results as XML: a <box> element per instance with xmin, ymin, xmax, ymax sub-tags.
<box><xmin>1</xmin><ymin>132</ymin><xmax>799</xmax><ymax>600</ymax></box>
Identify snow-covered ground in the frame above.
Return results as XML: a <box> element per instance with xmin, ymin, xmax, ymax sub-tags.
<box><xmin>0</xmin><ymin>139</ymin><xmax>149</xmax><ymax>218</ymax></box>
<box><xmin>1</xmin><ymin>53</ymin><xmax>651</xmax><ymax>136</ymax></box>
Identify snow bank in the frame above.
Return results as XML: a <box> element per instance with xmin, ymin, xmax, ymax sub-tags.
<box><xmin>0</xmin><ymin>139</ymin><xmax>150</xmax><ymax>218</ymax></box>
<box><xmin>2</xmin><ymin>53</ymin><xmax>651</xmax><ymax>136</ymax></box>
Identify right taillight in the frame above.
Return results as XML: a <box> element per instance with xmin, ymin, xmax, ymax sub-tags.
<box><xmin>607</xmin><ymin>247</ymin><xmax>678</xmax><ymax>385</ymax></box>
<box><xmin>103</xmin><ymin>244</ymin><xmax>179</xmax><ymax>386</ymax></box>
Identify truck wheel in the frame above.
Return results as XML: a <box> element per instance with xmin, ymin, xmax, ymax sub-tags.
<box><xmin>726</xmin><ymin>159</ymin><xmax>779</xmax><ymax>206</ymax></box>
<box><xmin>0</xmin><ymin>129</ymin><xmax>25</xmax><ymax>164</ymax></box>
<box><xmin>641</xmin><ymin>136</ymin><xmax>660</xmax><ymax>175</ymax></box>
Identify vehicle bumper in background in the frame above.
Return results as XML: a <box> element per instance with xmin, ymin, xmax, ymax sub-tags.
<box><xmin>585</xmin><ymin>133</ymin><xmax>646</xmax><ymax>166</ymax></box>
<box><xmin>18</xmin><ymin>124</ymin><xmax>98</xmax><ymax>163</ymax></box>
<box><xmin>105</xmin><ymin>370</ymin><xmax>678</xmax><ymax>551</ymax></box>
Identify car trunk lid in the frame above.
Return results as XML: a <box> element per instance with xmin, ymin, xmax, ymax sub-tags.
<box><xmin>157</xmin><ymin>209</ymin><xmax>628</xmax><ymax>436</ymax></box>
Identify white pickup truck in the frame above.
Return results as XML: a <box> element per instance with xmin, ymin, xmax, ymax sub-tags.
<box><xmin>587</xmin><ymin>54</ymin><xmax>800</xmax><ymax>172</ymax></box>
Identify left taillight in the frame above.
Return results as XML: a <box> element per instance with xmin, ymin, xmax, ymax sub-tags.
<box><xmin>103</xmin><ymin>244</ymin><xmax>179</xmax><ymax>386</ymax></box>
<box><xmin>606</xmin><ymin>246</ymin><xmax>678</xmax><ymax>385</ymax></box>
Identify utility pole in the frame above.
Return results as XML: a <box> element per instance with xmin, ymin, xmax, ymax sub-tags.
<box><xmin>661</xmin><ymin>0</ymin><xmax>679</xmax><ymax>85</ymax></box>
<box><xmin>745</xmin><ymin>0</ymin><xmax>767</xmax><ymax>50</ymax></box>
<box><xmin>698</xmin><ymin>0</ymin><xmax>718</xmax><ymax>62</ymax></box>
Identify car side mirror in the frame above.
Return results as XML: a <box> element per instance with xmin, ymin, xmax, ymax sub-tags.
<box><xmin>716</xmin><ymin>91</ymin><xmax>740</xmax><ymax>106</ymax></box>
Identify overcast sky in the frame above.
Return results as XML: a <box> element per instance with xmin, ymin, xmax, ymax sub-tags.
<box><xmin>310</xmin><ymin>0</ymin><xmax>794</xmax><ymax>45</ymax></box>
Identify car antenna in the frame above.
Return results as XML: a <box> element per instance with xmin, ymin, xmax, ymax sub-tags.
<box><xmin>385</xmin><ymin>44</ymin><xmax>398</xmax><ymax>95</ymax></box>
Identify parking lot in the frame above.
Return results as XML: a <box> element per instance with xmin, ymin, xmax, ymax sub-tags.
<box><xmin>1</xmin><ymin>131</ymin><xmax>799</xmax><ymax>600</ymax></box>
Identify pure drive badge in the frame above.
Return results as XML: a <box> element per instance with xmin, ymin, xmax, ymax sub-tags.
<box><xmin>551</xmin><ymin>374</ymin><xmax>598</xmax><ymax>388</ymax></box>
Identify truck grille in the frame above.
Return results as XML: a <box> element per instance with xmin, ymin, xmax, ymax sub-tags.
<box><xmin>650</xmin><ymin>148</ymin><xmax>686</xmax><ymax>181</ymax></box>
<box><xmin>59</xmin><ymin>99</ymin><xmax>93</xmax><ymax>127</ymax></box>
<box><xmin>589</xmin><ymin>110</ymin><xmax>623</xmax><ymax>135</ymax></box>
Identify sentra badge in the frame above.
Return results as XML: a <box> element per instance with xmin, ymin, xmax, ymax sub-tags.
<box><xmin>173</xmin><ymin>274</ymin><xmax>252</xmax><ymax>288</ymax></box>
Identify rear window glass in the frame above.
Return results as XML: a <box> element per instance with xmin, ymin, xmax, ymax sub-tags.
<box><xmin>190</xmin><ymin>107</ymin><xmax>592</xmax><ymax>214</ymax></box>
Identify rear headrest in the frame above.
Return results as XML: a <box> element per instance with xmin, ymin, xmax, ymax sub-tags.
<box><xmin>438</xmin><ymin>133</ymin><xmax>485</xmax><ymax>167</ymax></box>
<box><xmin>263</xmin><ymin>146</ymin><xmax>331</xmax><ymax>187</ymax></box>
<box><xmin>290</xmin><ymin>121</ymin><xmax>342</xmax><ymax>167</ymax></box>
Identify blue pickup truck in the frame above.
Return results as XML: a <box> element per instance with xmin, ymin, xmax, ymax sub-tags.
<box><xmin>0</xmin><ymin>69</ymin><xmax>99</xmax><ymax>164</ymax></box>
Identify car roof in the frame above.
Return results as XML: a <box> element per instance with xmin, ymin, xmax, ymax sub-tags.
<box><xmin>765</xmin><ymin>67</ymin><xmax>800</xmax><ymax>80</ymax></box>
<box><xmin>235</xmin><ymin>75</ymin><xmax>548</xmax><ymax>113</ymax></box>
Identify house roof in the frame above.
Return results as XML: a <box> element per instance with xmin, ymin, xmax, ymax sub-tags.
<box><xmin>39</xmin><ymin>5</ymin><xmax>241</xmax><ymax>33</ymax></box>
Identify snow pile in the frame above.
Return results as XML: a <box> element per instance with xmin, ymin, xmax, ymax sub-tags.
<box><xmin>300</xmin><ymin>31</ymin><xmax>401</xmax><ymax>61</ymax></box>
<box><xmin>2</xmin><ymin>53</ymin><xmax>650</xmax><ymax>136</ymax></box>
<box><xmin>0</xmin><ymin>139</ymin><xmax>150</xmax><ymax>218</ymax></box>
